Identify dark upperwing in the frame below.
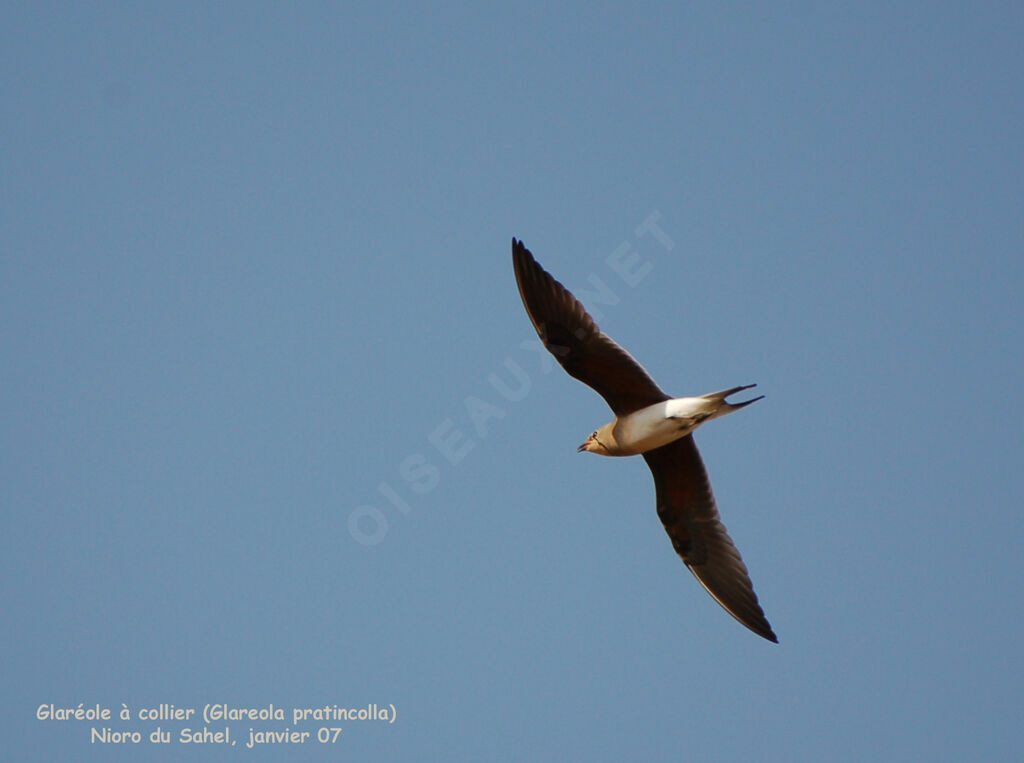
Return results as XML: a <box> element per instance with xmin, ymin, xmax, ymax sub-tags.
<box><xmin>513</xmin><ymin>237</ymin><xmax>776</xmax><ymax>643</ymax></box>
<box><xmin>643</xmin><ymin>436</ymin><xmax>778</xmax><ymax>642</ymax></box>
<box><xmin>512</xmin><ymin>238</ymin><xmax>668</xmax><ymax>416</ymax></box>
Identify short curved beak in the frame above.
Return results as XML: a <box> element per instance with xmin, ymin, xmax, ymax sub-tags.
<box><xmin>577</xmin><ymin>442</ymin><xmax>588</xmax><ymax>452</ymax></box>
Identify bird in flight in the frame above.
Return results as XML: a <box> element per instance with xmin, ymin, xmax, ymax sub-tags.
<box><xmin>512</xmin><ymin>238</ymin><xmax>777</xmax><ymax>643</ymax></box>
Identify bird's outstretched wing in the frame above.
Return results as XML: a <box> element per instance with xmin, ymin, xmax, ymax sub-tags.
<box><xmin>512</xmin><ymin>238</ymin><xmax>668</xmax><ymax>416</ymax></box>
<box><xmin>643</xmin><ymin>435</ymin><xmax>778</xmax><ymax>642</ymax></box>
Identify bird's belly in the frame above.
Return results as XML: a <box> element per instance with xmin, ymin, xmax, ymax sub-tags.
<box><xmin>612</xmin><ymin>401</ymin><xmax>700</xmax><ymax>454</ymax></box>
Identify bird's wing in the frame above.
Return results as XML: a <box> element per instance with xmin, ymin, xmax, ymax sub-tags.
<box><xmin>643</xmin><ymin>435</ymin><xmax>778</xmax><ymax>642</ymax></box>
<box><xmin>512</xmin><ymin>238</ymin><xmax>668</xmax><ymax>416</ymax></box>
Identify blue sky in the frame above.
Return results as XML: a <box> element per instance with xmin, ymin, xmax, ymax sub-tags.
<box><xmin>3</xmin><ymin>2</ymin><xmax>1022</xmax><ymax>760</ymax></box>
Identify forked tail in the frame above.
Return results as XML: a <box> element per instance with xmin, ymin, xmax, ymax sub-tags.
<box><xmin>701</xmin><ymin>384</ymin><xmax>764</xmax><ymax>413</ymax></box>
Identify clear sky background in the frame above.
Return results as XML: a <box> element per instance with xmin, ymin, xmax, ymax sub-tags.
<box><xmin>3</xmin><ymin>2</ymin><xmax>1022</xmax><ymax>760</ymax></box>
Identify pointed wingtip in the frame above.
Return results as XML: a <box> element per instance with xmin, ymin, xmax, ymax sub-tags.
<box><xmin>512</xmin><ymin>238</ymin><xmax>532</xmax><ymax>264</ymax></box>
<box><xmin>684</xmin><ymin>558</ymin><xmax>779</xmax><ymax>643</ymax></box>
<box><xmin>737</xmin><ymin>609</ymin><xmax>779</xmax><ymax>643</ymax></box>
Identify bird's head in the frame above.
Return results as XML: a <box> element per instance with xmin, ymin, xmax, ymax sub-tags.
<box><xmin>578</xmin><ymin>430</ymin><xmax>609</xmax><ymax>455</ymax></box>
